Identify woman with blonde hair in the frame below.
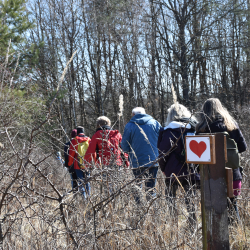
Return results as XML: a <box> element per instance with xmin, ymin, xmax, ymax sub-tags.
<box><xmin>196</xmin><ymin>98</ymin><xmax>247</xmax><ymax>223</ymax></box>
<box><xmin>196</xmin><ymin>98</ymin><xmax>238</xmax><ymax>132</ymax></box>
<box><xmin>158</xmin><ymin>103</ymin><xmax>200</xmax><ymax>229</ymax></box>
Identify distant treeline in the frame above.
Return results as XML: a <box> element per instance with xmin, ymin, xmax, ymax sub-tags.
<box><xmin>4</xmin><ymin>0</ymin><xmax>250</xmax><ymax>134</ymax></box>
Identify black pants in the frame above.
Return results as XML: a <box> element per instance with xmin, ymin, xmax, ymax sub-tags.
<box><xmin>132</xmin><ymin>166</ymin><xmax>158</xmax><ymax>203</ymax></box>
<box><xmin>68</xmin><ymin>164</ymin><xmax>78</xmax><ymax>191</ymax></box>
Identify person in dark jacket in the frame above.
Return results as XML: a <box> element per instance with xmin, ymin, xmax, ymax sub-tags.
<box><xmin>196</xmin><ymin>98</ymin><xmax>247</xmax><ymax>223</ymax></box>
<box><xmin>158</xmin><ymin>103</ymin><xmax>200</xmax><ymax>228</ymax></box>
<box><xmin>121</xmin><ymin>107</ymin><xmax>161</xmax><ymax>203</ymax></box>
<box><xmin>64</xmin><ymin>129</ymin><xmax>78</xmax><ymax>192</ymax></box>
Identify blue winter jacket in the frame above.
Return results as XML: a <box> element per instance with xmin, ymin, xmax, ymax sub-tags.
<box><xmin>121</xmin><ymin>114</ymin><xmax>162</xmax><ymax>168</ymax></box>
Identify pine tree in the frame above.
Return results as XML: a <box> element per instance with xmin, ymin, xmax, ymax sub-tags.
<box><xmin>0</xmin><ymin>0</ymin><xmax>32</xmax><ymax>58</ymax></box>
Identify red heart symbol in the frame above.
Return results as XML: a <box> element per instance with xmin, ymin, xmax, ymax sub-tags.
<box><xmin>189</xmin><ymin>140</ymin><xmax>207</xmax><ymax>158</ymax></box>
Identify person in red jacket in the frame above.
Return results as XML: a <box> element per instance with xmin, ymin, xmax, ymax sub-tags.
<box><xmin>85</xmin><ymin>116</ymin><xmax>129</xmax><ymax>194</ymax></box>
<box><xmin>68</xmin><ymin>126</ymin><xmax>91</xmax><ymax>198</ymax></box>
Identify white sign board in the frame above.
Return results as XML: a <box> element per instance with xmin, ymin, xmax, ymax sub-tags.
<box><xmin>185</xmin><ymin>135</ymin><xmax>216</xmax><ymax>164</ymax></box>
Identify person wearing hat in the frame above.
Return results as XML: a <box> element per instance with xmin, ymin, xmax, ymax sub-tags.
<box><xmin>68</xmin><ymin>126</ymin><xmax>91</xmax><ymax>198</ymax></box>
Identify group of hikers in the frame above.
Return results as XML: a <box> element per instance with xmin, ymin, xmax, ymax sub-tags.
<box><xmin>62</xmin><ymin>98</ymin><xmax>247</xmax><ymax>226</ymax></box>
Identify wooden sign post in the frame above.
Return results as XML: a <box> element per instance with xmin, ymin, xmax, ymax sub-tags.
<box><xmin>186</xmin><ymin>133</ymin><xmax>229</xmax><ymax>250</ymax></box>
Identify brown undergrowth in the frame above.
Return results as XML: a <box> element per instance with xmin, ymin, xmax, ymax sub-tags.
<box><xmin>0</xmin><ymin>55</ymin><xmax>250</xmax><ymax>249</ymax></box>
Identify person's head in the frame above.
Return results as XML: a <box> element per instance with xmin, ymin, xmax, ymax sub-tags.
<box><xmin>197</xmin><ymin>98</ymin><xmax>236</xmax><ymax>132</ymax></box>
<box><xmin>71</xmin><ymin>129</ymin><xmax>77</xmax><ymax>138</ymax></box>
<box><xmin>56</xmin><ymin>151</ymin><xmax>61</xmax><ymax>157</ymax></box>
<box><xmin>96</xmin><ymin>116</ymin><xmax>111</xmax><ymax>128</ymax></box>
<box><xmin>165</xmin><ymin>103</ymin><xmax>192</xmax><ymax>126</ymax></box>
<box><xmin>76</xmin><ymin>126</ymin><xmax>84</xmax><ymax>135</ymax></box>
<box><xmin>132</xmin><ymin>107</ymin><xmax>146</xmax><ymax>116</ymax></box>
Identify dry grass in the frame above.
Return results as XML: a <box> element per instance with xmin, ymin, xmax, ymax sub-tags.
<box><xmin>1</xmin><ymin>58</ymin><xmax>250</xmax><ymax>249</ymax></box>
<box><xmin>1</xmin><ymin>94</ymin><xmax>249</xmax><ymax>249</ymax></box>
<box><xmin>1</xmin><ymin>100</ymin><xmax>249</xmax><ymax>249</ymax></box>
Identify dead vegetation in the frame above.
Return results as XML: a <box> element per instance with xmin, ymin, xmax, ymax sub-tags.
<box><xmin>0</xmin><ymin>58</ymin><xmax>250</xmax><ymax>250</ymax></box>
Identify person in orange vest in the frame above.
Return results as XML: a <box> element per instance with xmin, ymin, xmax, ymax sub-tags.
<box><xmin>68</xmin><ymin>126</ymin><xmax>91</xmax><ymax>198</ymax></box>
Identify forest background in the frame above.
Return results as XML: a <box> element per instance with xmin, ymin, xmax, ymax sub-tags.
<box><xmin>3</xmin><ymin>0</ymin><xmax>250</xmax><ymax>135</ymax></box>
<box><xmin>0</xmin><ymin>0</ymin><xmax>250</xmax><ymax>249</ymax></box>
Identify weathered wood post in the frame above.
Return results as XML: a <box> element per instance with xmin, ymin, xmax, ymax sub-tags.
<box><xmin>200</xmin><ymin>133</ymin><xmax>229</xmax><ymax>249</ymax></box>
<box><xmin>186</xmin><ymin>133</ymin><xmax>229</xmax><ymax>250</ymax></box>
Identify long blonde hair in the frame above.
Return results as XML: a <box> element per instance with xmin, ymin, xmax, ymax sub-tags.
<box><xmin>196</xmin><ymin>98</ymin><xmax>237</xmax><ymax>132</ymax></box>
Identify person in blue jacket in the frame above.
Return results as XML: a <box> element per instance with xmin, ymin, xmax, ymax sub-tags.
<box><xmin>121</xmin><ymin>107</ymin><xmax>161</xmax><ymax>203</ymax></box>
